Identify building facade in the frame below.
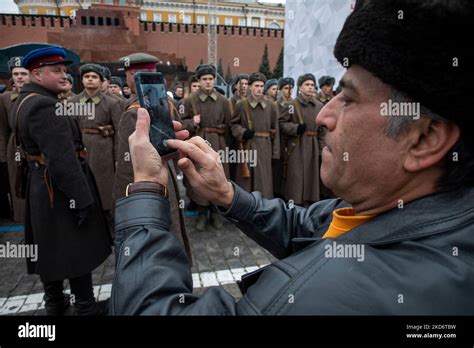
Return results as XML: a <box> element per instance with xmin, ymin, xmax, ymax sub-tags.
<box><xmin>1</xmin><ymin>3</ymin><xmax>283</xmax><ymax>88</ymax></box>
<box><xmin>14</xmin><ymin>0</ymin><xmax>285</xmax><ymax>29</ymax></box>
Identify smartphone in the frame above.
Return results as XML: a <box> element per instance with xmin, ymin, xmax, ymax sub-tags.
<box><xmin>134</xmin><ymin>72</ymin><xmax>178</xmax><ymax>161</ymax></box>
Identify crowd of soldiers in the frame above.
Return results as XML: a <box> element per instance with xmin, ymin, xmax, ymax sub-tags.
<box><xmin>0</xmin><ymin>45</ymin><xmax>335</xmax><ymax>315</ymax></box>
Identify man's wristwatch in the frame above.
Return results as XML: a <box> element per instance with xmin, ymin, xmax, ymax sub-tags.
<box><xmin>125</xmin><ymin>181</ymin><xmax>168</xmax><ymax>198</ymax></box>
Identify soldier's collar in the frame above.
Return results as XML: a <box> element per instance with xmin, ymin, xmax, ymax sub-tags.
<box><xmin>248</xmin><ymin>95</ymin><xmax>266</xmax><ymax>109</ymax></box>
<box><xmin>298</xmin><ymin>93</ymin><xmax>316</xmax><ymax>106</ymax></box>
<box><xmin>10</xmin><ymin>92</ymin><xmax>19</xmax><ymax>101</ymax></box>
<box><xmin>80</xmin><ymin>90</ymin><xmax>103</xmax><ymax>104</ymax></box>
<box><xmin>199</xmin><ymin>90</ymin><xmax>218</xmax><ymax>102</ymax></box>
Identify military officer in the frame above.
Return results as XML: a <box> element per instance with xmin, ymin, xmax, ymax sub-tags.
<box><xmin>58</xmin><ymin>73</ymin><xmax>75</xmax><ymax>100</ymax></box>
<box><xmin>264</xmin><ymin>78</ymin><xmax>278</xmax><ymax>102</ymax></box>
<box><xmin>229</xmin><ymin>73</ymin><xmax>248</xmax><ymax>110</ymax></box>
<box><xmin>1</xmin><ymin>57</ymin><xmax>29</xmax><ymax>221</ymax></box>
<box><xmin>180</xmin><ymin>64</ymin><xmax>232</xmax><ymax>231</ymax></box>
<box><xmin>280</xmin><ymin>73</ymin><xmax>324</xmax><ymax>205</ymax></box>
<box><xmin>272</xmin><ymin>77</ymin><xmax>295</xmax><ymax>199</ymax></box>
<box><xmin>69</xmin><ymin>64</ymin><xmax>122</xmax><ymax>216</ymax></box>
<box><xmin>317</xmin><ymin>75</ymin><xmax>335</xmax><ymax>105</ymax></box>
<box><xmin>14</xmin><ymin>46</ymin><xmax>111</xmax><ymax>315</ymax></box>
<box><xmin>231</xmin><ymin>72</ymin><xmax>280</xmax><ymax>199</ymax></box>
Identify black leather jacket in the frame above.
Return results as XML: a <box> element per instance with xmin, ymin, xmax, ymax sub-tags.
<box><xmin>111</xmin><ymin>184</ymin><xmax>474</xmax><ymax>315</ymax></box>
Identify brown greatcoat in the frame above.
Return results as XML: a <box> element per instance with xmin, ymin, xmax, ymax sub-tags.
<box><xmin>113</xmin><ymin>96</ymin><xmax>192</xmax><ymax>262</ymax></box>
<box><xmin>69</xmin><ymin>90</ymin><xmax>122</xmax><ymax>211</ymax></box>
<box><xmin>2</xmin><ymin>91</ymin><xmax>26</xmax><ymax>221</ymax></box>
<box><xmin>273</xmin><ymin>94</ymin><xmax>294</xmax><ymax>197</ymax></box>
<box><xmin>279</xmin><ymin>94</ymin><xmax>323</xmax><ymax>205</ymax></box>
<box><xmin>231</xmin><ymin>95</ymin><xmax>280</xmax><ymax>199</ymax></box>
<box><xmin>180</xmin><ymin>89</ymin><xmax>231</xmax><ymax>205</ymax></box>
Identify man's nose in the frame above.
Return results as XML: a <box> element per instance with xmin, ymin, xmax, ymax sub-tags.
<box><xmin>316</xmin><ymin>97</ymin><xmax>338</xmax><ymax>130</ymax></box>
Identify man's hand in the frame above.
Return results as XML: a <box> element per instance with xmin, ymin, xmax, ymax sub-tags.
<box><xmin>167</xmin><ymin>137</ymin><xmax>234</xmax><ymax>208</ymax></box>
<box><xmin>128</xmin><ymin>108</ymin><xmax>189</xmax><ymax>186</ymax></box>
<box><xmin>193</xmin><ymin>114</ymin><xmax>201</xmax><ymax>127</ymax></box>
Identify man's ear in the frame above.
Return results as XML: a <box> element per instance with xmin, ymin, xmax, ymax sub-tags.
<box><xmin>403</xmin><ymin>118</ymin><xmax>460</xmax><ymax>172</ymax></box>
<box><xmin>31</xmin><ymin>69</ymin><xmax>41</xmax><ymax>82</ymax></box>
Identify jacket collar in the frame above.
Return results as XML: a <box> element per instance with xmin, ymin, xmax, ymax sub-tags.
<box><xmin>293</xmin><ymin>187</ymin><xmax>474</xmax><ymax>251</ymax></box>
<box><xmin>337</xmin><ymin>187</ymin><xmax>474</xmax><ymax>245</ymax></box>
<box><xmin>198</xmin><ymin>89</ymin><xmax>217</xmax><ymax>102</ymax></box>
<box><xmin>21</xmin><ymin>82</ymin><xmax>58</xmax><ymax>100</ymax></box>
<box><xmin>297</xmin><ymin>93</ymin><xmax>317</xmax><ymax>106</ymax></box>
<box><xmin>79</xmin><ymin>89</ymin><xmax>103</xmax><ymax>105</ymax></box>
<box><xmin>247</xmin><ymin>94</ymin><xmax>267</xmax><ymax>109</ymax></box>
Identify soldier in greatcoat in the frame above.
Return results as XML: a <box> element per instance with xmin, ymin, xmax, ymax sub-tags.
<box><xmin>231</xmin><ymin>72</ymin><xmax>280</xmax><ymax>199</ymax></box>
<box><xmin>1</xmin><ymin>57</ymin><xmax>29</xmax><ymax>221</ymax></box>
<box><xmin>14</xmin><ymin>46</ymin><xmax>111</xmax><ymax>315</ymax></box>
<box><xmin>279</xmin><ymin>73</ymin><xmax>324</xmax><ymax>205</ymax></box>
<box><xmin>179</xmin><ymin>64</ymin><xmax>232</xmax><ymax>231</ymax></box>
<box><xmin>69</xmin><ymin>64</ymin><xmax>122</xmax><ymax>216</ymax></box>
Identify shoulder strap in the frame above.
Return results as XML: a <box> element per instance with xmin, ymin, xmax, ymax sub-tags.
<box><xmin>242</xmin><ymin>98</ymin><xmax>253</xmax><ymax>130</ymax></box>
<box><xmin>190</xmin><ymin>94</ymin><xmax>198</xmax><ymax>116</ymax></box>
<box><xmin>14</xmin><ymin>93</ymin><xmax>40</xmax><ymax>149</ymax></box>
<box><xmin>228</xmin><ymin>99</ymin><xmax>234</xmax><ymax>115</ymax></box>
<box><xmin>294</xmin><ymin>100</ymin><xmax>304</xmax><ymax>124</ymax></box>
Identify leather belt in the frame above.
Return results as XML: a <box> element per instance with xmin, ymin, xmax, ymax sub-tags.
<box><xmin>201</xmin><ymin>127</ymin><xmax>225</xmax><ymax>135</ymax></box>
<box><xmin>27</xmin><ymin>150</ymin><xmax>87</xmax><ymax>165</ymax></box>
<box><xmin>81</xmin><ymin>125</ymin><xmax>114</xmax><ymax>137</ymax></box>
<box><xmin>304</xmin><ymin>130</ymin><xmax>318</xmax><ymax>136</ymax></box>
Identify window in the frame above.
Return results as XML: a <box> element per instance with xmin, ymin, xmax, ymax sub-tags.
<box><xmin>183</xmin><ymin>15</ymin><xmax>191</xmax><ymax>24</ymax></box>
<box><xmin>197</xmin><ymin>15</ymin><xmax>205</xmax><ymax>24</ymax></box>
<box><xmin>168</xmin><ymin>14</ymin><xmax>176</xmax><ymax>23</ymax></box>
<box><xmin>210</xmin><ymin>16</ymin><xmax>219</xmax><ymax>25</ymax></box>
<box><xmin>60</xmin><ymin>10</ymin><xmax>65</xmax><ymax>16</ymax></box>
<box><xmin>238</xmin><ymin>18</ymin><xmax>246</xmax><ymax>26</ymax></box>
<box><xmin>153</xmin><ymin>13</ymin><xmax>161</xmax><ymax>22</ymax></box>
<box><xmin>46</xmin><ymin>9</ymin><xmax>55</xmax><ymax>15</ymax></box>
<box><xmin>140</xmin><ymin>12</ymin><xmax>147</xmax><ymax>21</ymax></box>
<box><xmin>251</xmin><ymin>18</ymin><xmax>260</xmax><ymax>27</ymax></box>
<box><xmin>267</xmin><ymin>21</ymin><xmax>280</xmax><ymax>29</ymax></box>
<box><xmin>29</xmin><ymin>8</ymin><xmax>37</xmax><ymax>15</ymax></box>
<box><xmin>225</xmin><ymin>17</ymin><xmax>232</xmax><ymax>26</ymax></box>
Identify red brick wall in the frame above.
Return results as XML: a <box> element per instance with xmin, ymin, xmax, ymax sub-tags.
<box><xmin>0</xmin><ymin>12</ymin><xmax>283</xmax><ymax>77</ymax></box>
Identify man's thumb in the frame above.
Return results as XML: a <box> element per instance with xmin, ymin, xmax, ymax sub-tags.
<box><xmin>136</xmin><ymin>108</ymin><xmax>150</xmax><ymax>138</ymax></box>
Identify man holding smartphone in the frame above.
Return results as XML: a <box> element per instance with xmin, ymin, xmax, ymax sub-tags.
<box><xmin>112</xmin><ymin>52</ymin><xmax>192</xmax><ymax>261</ymax></box>
<box><xmin>111</xmin><ymin>0</ymin><xmax>473</xmax><ymax>315</ymax></box>
<box><xmin>180</xmin><ymin>64</ymin><xmax>232</xmax><ymax>231</ymax></box>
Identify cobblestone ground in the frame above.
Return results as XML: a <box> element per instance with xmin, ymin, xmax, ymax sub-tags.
<box><xmin>0</xmin><ymin>176</ymin><xmax>277</xmax><ymax>315</ymax></box>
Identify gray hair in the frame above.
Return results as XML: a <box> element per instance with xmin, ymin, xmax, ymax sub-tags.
<box><xmin>384</xmin><ymin>88</ymin><xmax>445</xmax><ymax>138</ymax></box>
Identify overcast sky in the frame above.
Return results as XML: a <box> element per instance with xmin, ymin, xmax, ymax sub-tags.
<box><xmin>0</xmin><ymin>0</ymin><xmax>285</xmax><ymax>14</ymax></box>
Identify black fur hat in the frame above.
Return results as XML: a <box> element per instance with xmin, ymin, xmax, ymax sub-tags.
<box><xmin>334</xmin><ymin>0</ymin><xmax>472</xmax><ymax>123</ymax></box>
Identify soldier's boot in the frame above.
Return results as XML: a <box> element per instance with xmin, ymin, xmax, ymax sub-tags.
<box><xmin>43</xmin><ymin>281</ymin><xmax>73</xmax><ymax>316</ymax></box>
<box><xmin>211</xmin><ymin>211</ymin><xmax>224</xmax><ymax>229</ymax></box>
<box><xmin>195</xmin><ymin>205</ymin><xmax>209</xmax><ymax>232</ymax></box>
<box><xmin>73</xmin><ymin>297</ymin><xmax>102</xmax><ymax>316</ymax></box>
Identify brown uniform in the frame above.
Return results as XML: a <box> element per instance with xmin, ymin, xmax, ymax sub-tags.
<box><xmin>1</xmin><ymin>91</ymin><xmax>26</xmax><ymax>221</ymax></box>
<box><xmin>231</xmin><ymin>95</ymin><xmax>280</xmax><ymax>199</ymax></box>
<box><xmin>113</xmin><ymin>96</ymin><xmax>192</xmax><ymax>261</ymax></box>
<box><xmin>70</xmin><ymin>90</ymin><xmax>122</xmax><ymax>211</ymax></box>
<box><xmin>273</xmin><ymin>94</ymin><xmax>294</xmax><ymax>197</ymax></box>
<box><xmin>279</xmin><ymin>94</ymin><xmax>323</xmax><ymax>205</ymax></box>
<box><xmin>180</xmin><ymin>89</ymin><xmax>231</xmax><ymax>205</ymax></box>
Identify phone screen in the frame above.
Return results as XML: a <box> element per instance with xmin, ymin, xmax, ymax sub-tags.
<box><xmin>134</xmin><ymin>72</ymin><xmax>178</xmax><ymax>160</ymax></box>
